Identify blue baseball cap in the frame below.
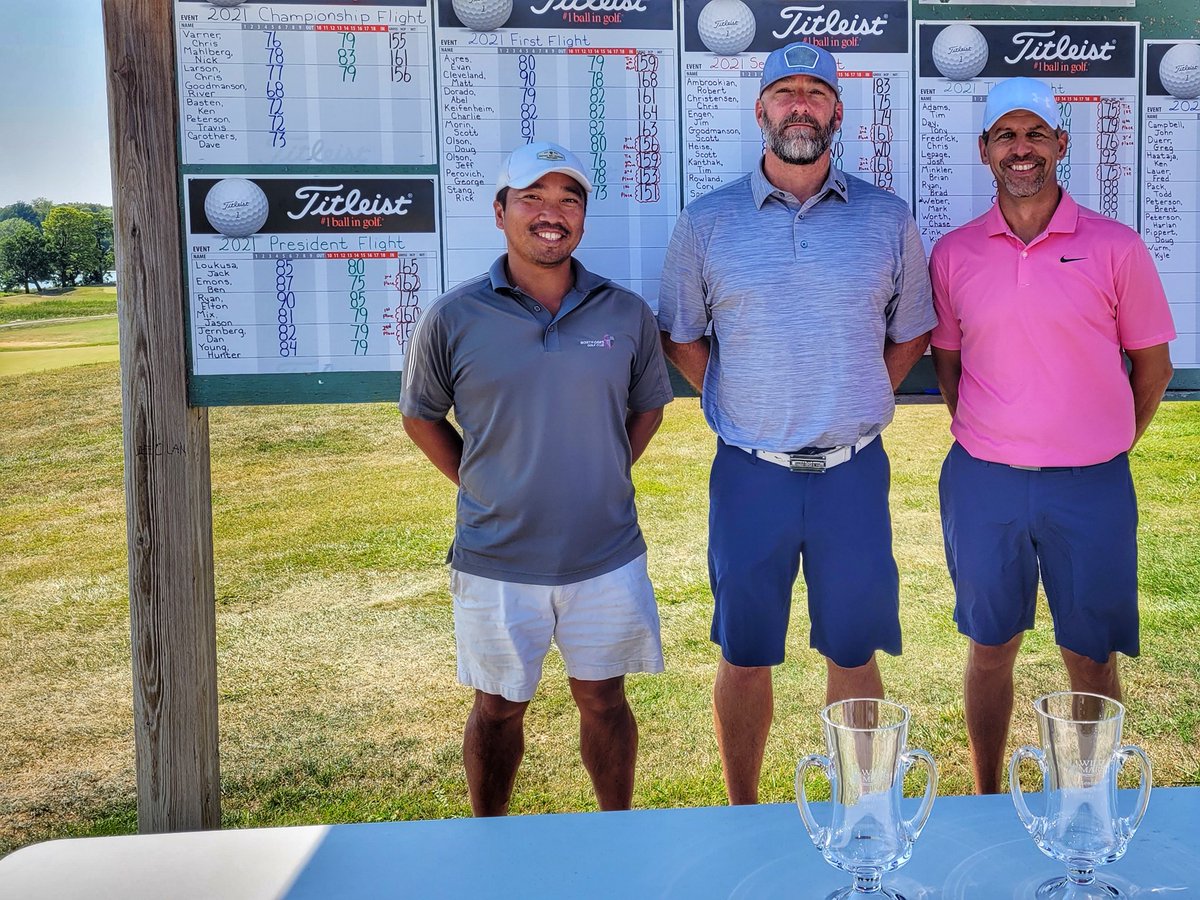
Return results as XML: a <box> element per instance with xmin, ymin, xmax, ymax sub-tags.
<box><xmin>760</xmin><ymin>41</ymin><xmax>840</xmax><ymax>95</ymax></box>
<box><xmin>982</xmin><ymin>77</ymin><xmax>1061</xmax><ymax>133</ymax></box>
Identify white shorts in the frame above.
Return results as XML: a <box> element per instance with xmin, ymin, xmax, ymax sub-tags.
<box><xmin>450</xmin><ymin>553</ymin><xmax>664</xmax><ymax>702</ymax></box>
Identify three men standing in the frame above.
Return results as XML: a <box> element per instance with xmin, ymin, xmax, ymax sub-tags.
<box><xmin>402</xmin><ymin>71</ymin><xmax>1177</xmax><ymax>811</ymax></box>
<box><xmin>658</xmin><ymin>42</ymin><xmax>936</xmax><ymax>804</ymax></box>
<box><xmin>930</xmin><ymin>77</ymin><xmax>1176</xmax><ymax>793</ymax></box>
<box><xmin>401</xmin><ymin>142</ymin><xmax>673</xmax><ymax>815</ymax></box>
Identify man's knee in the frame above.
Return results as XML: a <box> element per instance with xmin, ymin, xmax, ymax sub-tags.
<box><xmin>968</xmin><ymin>636</ymin><xmax>1023</xmax><ymax>673</ymax></box>
<box><xmin>1061</xmin><ymin>648</ymin><xmax>1121</xmax><ymax>695</ymax></box>
<box><xmin>717</xmin><ymin>658</ymin><xmax>772</xmax><ymax>687</ymax></box>
<box><xmin>473</xmin><ymin>691</ymin><xmax>529</xmax><ymax>727</ymax></box>
<box><xmin>570</xmin><ymin>676</ymin><xmax>628</xmax><ymax>718</ymax></box>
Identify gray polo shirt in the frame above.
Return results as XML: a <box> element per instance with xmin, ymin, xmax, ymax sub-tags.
<box><xmin>400</xmin><ymin>256</ymin><xmax>673</xmax><ymax>586</ymax></box>
<box><xmin>658</xmin><ymin>163</ymin><xmax>936</xmax><ymax>452</ymax></box>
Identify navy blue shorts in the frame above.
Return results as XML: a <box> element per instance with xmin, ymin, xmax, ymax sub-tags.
<box><xmin>707</xmin><ymin>437</ymin><xmax>902</xmax><ymax>669</ymax></box>
<box><xmin>939</xmin><ymin>442</ymin><xmax>1139</xmax><ymax>662</ymax></box>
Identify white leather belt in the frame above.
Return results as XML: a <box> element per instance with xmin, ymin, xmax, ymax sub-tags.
<box><xmin>737</xmin><ymin>434</ymin><xmax>877</xmax><ymax>472</ymax></box>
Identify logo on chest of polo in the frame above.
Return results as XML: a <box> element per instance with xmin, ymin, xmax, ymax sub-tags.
<box><xmin>578</xmin><ymin>335</ymin><xmax>616</xmax><ymax>349</ymax></box>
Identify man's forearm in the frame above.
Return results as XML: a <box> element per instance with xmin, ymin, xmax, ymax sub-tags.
<box><xmin>883</xmin><ymin>331</ymin><xmax>931</xmax><ymax>391</ymax></box>
<box><xmin>402</xmin><ymin>415</ymin><xmax>464</xmax><ymax>485</ymax></box>
<box><xmin>1127</xmin><ymin>344</ymin><xmax>1174</xmax><ymax>447</ymax></box>
<box><xmin>660</xmin><ymin>334</ymin><xmax>710</xmax><ymax>394</ymax></box>
<box><xmin>931</xmin><ymin>348</ymin><xmax>962</xmax><ymax>418</ymax></box>
<box><xmin>626</xmin><ymin>407</ymin><xmax>664</xmax><ymax>464</ymax></box>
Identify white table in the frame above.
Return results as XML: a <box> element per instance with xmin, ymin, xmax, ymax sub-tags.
<box><xmin>1</xmin><ymin>788</ymin><xmax>1197</xmax><ymax>898</ymax></box>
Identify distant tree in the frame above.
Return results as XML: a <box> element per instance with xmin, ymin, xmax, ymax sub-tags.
<box><xmin>30</xmin><ymin>197</ymin><xmax>54</xmax><ymax>221</ymax></box>
<box><xmin>66</xmin><ymin>202</ymin><xmax>109</xmax><ymax>214</ymax></box>
<box><xmin>82</xmin><ymin>209</ymin><xmax>115</xmax><ymax>284</ymax></box>
<box><xmin>43</xmin><ymin>206</ymin><xmax>101</xmax><ymax>288</ymax></box>
<box><xmin>0</xmin><ymin>219</ymin><xmax>51</xmax><ymax>293</ymax></box>
<box><xmin>0</xmin><ymin>201</ymin><xmax>42</xmax><ymax>229</ymax></box>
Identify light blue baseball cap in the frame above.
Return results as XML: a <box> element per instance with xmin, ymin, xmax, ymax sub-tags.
<box><xmin>982</xmin><ymin>77</ymin><xmax>1061</xmax><ymax>132</ymax></box>
<box><xmin>760</xmin><ymin>41</ymin><xmax>840</xmax><ymax>96</ymax></box>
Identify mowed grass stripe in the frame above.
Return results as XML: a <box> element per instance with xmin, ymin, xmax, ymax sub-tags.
<box><xmin>1</xmin><ymin>359</ymin><xmax>1197</xmax><ymax>857</ymax></box>
<box><xmin>0</xmin><ymin>304</ymin><xmax>120</xmax><ymax>376</ymax></box>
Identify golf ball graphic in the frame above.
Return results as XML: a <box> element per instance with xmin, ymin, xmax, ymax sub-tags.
<box><xmin>698</xmin><ymin>0</ymin><xmax>756</xmax><ymax>57</ymax></box>
<box><xmin>1160</xmin><ymin>41</ymin><xmax>1200</xmax><ymax>100</ymax></box>
<box><xmin>204</xmin><ymin>179</ymin><xmax>269</xmax><ymax>239</ymax></box>
<box><xmin>206</xmin><ymin>0</ymin><xmax>247</xmax><ymax>7</ymax></box>
<box><xmin>932</xmin><ymin>24</ymin><xmax>989</xmax><ymax>81</ymax></box>
<box><xmin>452</xmin><ymin>0</ymin><xmax>512</xmax><ymax>32</ymax></box>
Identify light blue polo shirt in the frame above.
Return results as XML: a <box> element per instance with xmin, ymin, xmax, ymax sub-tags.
<box><xmin>658</xmin><ymin>163</ymin><xmax>936</xmax><ymax>452</ymax></box>
<box><xmin>400</xmin><ymin>256</ymin><xmax>673</xmax><ymax>586</ymax></box>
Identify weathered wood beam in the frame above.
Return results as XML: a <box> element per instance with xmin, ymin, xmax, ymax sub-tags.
<box><xmin>102</xmin><ymin>0</ymin><xmax>220</xmax><ymax>833</ymax></box>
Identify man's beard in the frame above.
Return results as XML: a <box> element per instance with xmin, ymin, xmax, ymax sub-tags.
<box><xmin>761</xmin><ymin>109</ymin><xmax>839</xmax><ymax>165</ymax></box>
<box><xmin>998</xmin><ymin>156</ymin><xmax>1049</xmax><ymax>198</ymax></box>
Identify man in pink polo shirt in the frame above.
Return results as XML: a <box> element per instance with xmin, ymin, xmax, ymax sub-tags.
<box><xmin>929</xmin><ymin>77</ymin><xmax>1176</xmax><ymax>794</ymax></box>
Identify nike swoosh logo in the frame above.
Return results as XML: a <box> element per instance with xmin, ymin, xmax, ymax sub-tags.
<box><xmin>1060</xmin><ymin>256</ymin><xmax>1087</xmax><ymax>263</ymax></box>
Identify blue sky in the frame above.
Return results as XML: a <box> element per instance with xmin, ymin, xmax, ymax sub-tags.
<box><xmin>0</xmin><ymin>0</ymin><xmax>113</xmax><ymax>207</ymax></box>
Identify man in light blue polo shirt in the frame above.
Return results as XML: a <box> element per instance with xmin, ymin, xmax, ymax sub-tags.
<box><xmin>401</xmin><ymin>142</ymin><xmax>673</xmax><ymax>816</ymax></box>
<box><xmin>659</xmin><ymin>42</ymin><xmax>936</xmax><ymax>804</ymax></box>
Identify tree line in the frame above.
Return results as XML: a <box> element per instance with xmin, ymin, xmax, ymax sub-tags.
<box><xmin>0</xmin><ymin>200</ymin><xmax>115</xmax><ymax>293</ymax></box>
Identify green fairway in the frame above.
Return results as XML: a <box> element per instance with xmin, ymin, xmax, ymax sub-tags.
<box><xmin>0</xmin><ymin>344</ymin><xmax>120</xmax><ymax>376</ymax></box>
<box><xmin>0</xmin><ymin>312</ymin><xmax>119</xmax><ymax>376</ymax></box>
<box><xmin>1</xmin><ymin>360</ymin><xmax>1197</xmax><ymax>856</ymax></box>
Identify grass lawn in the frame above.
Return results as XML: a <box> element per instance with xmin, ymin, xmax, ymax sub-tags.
<box><xmin>0</xmin><ymin>286</ymin><xmax>118</xmax><ymax>324</ymax></box>
<box><xmin>0</xmin><ymin>289</ymin><xmax>119</xmax><ymax>376</ymax></box>
<box><xmin>1</xmin><ymin>360</ymin><xmax>1197</xmax><ymax>856</ymax></box>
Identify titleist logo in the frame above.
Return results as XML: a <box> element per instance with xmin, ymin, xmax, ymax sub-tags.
<box><xmin>774</xmin><ymin>5</ymin><xmax>888</xmax><ymax>39</ymax></box>
<box><xmin>529</xmin><ymin>0</ymin><xmax>647</xmax><ymax>14</ymax></box>
<box><xmin>1005</xmin><ymin>31</ymin><xmax>1117</xmax><ymax>65</ymax></box>
<box><xmin>288</xmin><ymin>186</ymin><xmax>414</xmax><ymax>219</ymax></box>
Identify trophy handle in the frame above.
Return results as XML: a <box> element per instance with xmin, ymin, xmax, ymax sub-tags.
<box><xmin>899</xmin><ymin>747</ymin><xmax>938</xmax><ymax>842</ymax></box>
<box><xmin>1009</xmin><ymin>745</ymin><xmax>1048</xmax><ymax>839</ymax></box>
<box><xmin>795</xmin><ymin>753</ymin><xmax>835</xmax><ymax>850</ymax></box>
<box><xmin>1115</xmin><ymin>744</ymin><xmax>1153</xmax><ymax>840</ymax></box>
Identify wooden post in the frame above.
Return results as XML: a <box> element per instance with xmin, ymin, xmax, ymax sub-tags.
<box><xmin>102</xmin><ymin>0</ymin><xmax>221</xmax><ymax>832</ymax></box>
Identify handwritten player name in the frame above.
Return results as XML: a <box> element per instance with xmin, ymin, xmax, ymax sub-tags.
<box><xmin>288</xmin><ymin>186</ymin><xmax>415</xmax><ymax>220</ymax></box>
<box><xmin>528</xmin><ymin>0</ymin><xmax>647</xmax><ymax>14</ymax></box>
<box><xmin>774</xmin><ymin>5</ymin><xmax>889</xmax><ymax>40</ymax></box>
<box><xmin>1004</xmin><ymin>31</ymin><xmax>1117</xmax><ymax>66</ymax></box>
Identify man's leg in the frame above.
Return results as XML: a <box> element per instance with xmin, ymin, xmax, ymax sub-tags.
<box><xmin>1038</xmin><ymin>455</ymin><xmax>1138</xmax><ymax>706</ymax></box>
<box><xmin>714</xmin><ymin>658</ymin><xmax>773</xmax><ymax>805</ymax></box>
<box><xmin>707</xmin><ymin>442</ymin><xmax>805</xmax><ymax>806</ymax></box>
<box><xmin>826</xmin><ymin>654</ymin><xmax>884</xmax><ymax>704</ymax></box>
<box><xmin>463</xmin><ymin>690</ymin><xmax>530</xmax><ymax>816</ymax></box>
<box><xmin>939</xmin><ymin>445</ymin><xmax>1038</xmax><ymax>794</ymax></box>
<box><xmin>803</xmin><ymin>440</ymin><xmax>902</xmax><ymax>707</ymax></box>
<box><xmin>964</xmin><ymin>635</ymin><xmax>1023</xmax><ymax>794</ymax></box>
<box><xmin>1061</xmin><ymin>648</ymin><xmax>1122</xmax><ymax>700</ymax></box>
<box><xmin>569</xmin><ymin>676</ymin><xmax>637</xmax><ymax>810</ymax></box>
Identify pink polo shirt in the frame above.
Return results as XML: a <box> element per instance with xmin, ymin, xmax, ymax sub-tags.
<box><xmin>930</xmin><ymin>192</ymin><xmax>1176</xmax><ymax>467</ymax></box>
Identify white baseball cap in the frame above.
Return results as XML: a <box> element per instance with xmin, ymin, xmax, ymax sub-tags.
<box><xmin>496</xmin><ymin>141</ymin><xmax>593</xmax><ymax>195</ymax></box>
<box><xmin>982</xmin><ymin>77</ymin><xmax>1062</xmax><ymax>133</ymax></box>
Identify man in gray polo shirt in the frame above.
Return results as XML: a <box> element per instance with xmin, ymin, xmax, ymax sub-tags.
<box><xmin>400</xmin><ymin>141</ymin><xmax>673</xmax><ymax>816</ymax></box>
<box><xmin>659</xmin><ymin>42</ymin><xmax>936</xmax><ymax>804</ymax></box>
